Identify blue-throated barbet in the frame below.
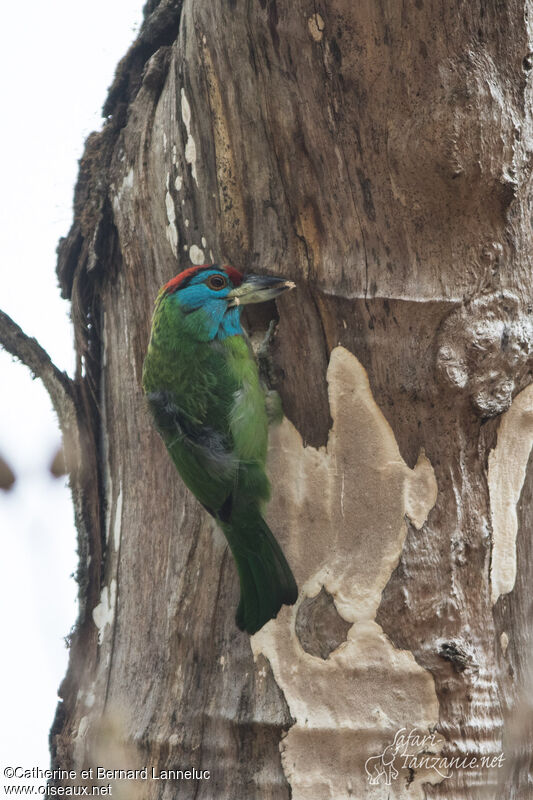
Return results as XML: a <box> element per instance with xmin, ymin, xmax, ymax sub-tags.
<box><xmin>142</xmin><ymin>265</ymin><xmax>298</xmax><ymax>634</ymax></box>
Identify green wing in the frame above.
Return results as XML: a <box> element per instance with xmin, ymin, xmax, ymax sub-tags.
<box><xmin>143</xmin><ymin>332</ymin><xmax>271</xmax><ymax>505</ymax></box>
<box><xmin>145</xmin><ymin>390</ymin><xmax>238</xmax><ymax>513</ymax></box>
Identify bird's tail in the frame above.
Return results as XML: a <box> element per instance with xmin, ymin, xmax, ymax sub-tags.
<box><xmin>220</xmin><ymin>511</ymin><xmax>298</xmax><ymax>635</ymax></box>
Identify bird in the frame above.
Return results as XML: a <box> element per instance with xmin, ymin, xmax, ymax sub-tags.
<box><xmin>142</xmin><ymin>264</ymin><xmax>298</xmax><ymax>634</ymax></box>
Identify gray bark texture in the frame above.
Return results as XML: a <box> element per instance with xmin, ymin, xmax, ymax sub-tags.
<box><xmin>45</xmin><ymin>0</ymin><xmax>533</xmax><ymax>798</ymax></box>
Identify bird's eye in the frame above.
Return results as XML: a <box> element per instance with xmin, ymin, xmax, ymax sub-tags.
<box><xmin>206</xmin><ymin>274</ymin><xmax>227</xmax><ymax>290</ymax></box>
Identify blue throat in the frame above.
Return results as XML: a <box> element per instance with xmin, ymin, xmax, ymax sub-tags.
<box><xmin>216</xmin><ymin>307</ymin><xmax>243</xmax><ymax>339</ymax></box>
<box><xmin>173</xmin><ymin>294</ymin><xmax>244</xmax><ymax>341</ymax></box>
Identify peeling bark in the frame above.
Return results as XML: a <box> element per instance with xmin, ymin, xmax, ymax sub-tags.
<box><xmin>30</xmin><ymin>1</ymin><xmax>533</xmax><ymax>798</ymax></box>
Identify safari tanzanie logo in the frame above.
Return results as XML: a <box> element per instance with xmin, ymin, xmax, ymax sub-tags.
<box><xmin>364</xmin><ymin>727</ymin><xmax>505</xmax><ymax>785</ymax></box>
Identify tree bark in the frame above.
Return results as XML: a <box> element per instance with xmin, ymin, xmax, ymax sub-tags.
<box><xmin>25</xmin><ymin>0</ymin><xmax>533</xmax><ymax>798</ymax></box>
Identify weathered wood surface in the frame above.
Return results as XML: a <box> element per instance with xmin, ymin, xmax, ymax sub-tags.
<box><xmin>51</xmin><ymin>1</ymin><xmax>533</xmax><ymax>798</ymax></box>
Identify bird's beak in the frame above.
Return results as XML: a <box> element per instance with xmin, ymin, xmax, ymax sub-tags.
<box><xmin>227</xmin><ymin>274</ymin><xmax>296</xmax><ymax>307</ymax></box>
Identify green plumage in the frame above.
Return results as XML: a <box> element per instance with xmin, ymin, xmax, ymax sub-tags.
<box><xmin>142</xmin><ymin>267</ymin><xmax>297</xmax><ymax>634</ymax></box>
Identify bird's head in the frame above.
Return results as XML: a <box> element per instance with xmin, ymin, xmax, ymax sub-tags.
<box><xmin>156</xmin><ymin>264</ymin><xmax>295</xmax><ymax>341</ymax></box>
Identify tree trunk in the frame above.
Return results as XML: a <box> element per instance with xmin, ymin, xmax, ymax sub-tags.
<box><xmin>38</xmin><ymin>0</ymin><xmax>533</xmax><ymax>798</ymax></box>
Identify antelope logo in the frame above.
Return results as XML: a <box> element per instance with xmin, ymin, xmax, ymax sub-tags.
<box><xmin>364</xmin><ymin>742</ymin><xmax>400</xmax><ymax>785</ymax></box>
